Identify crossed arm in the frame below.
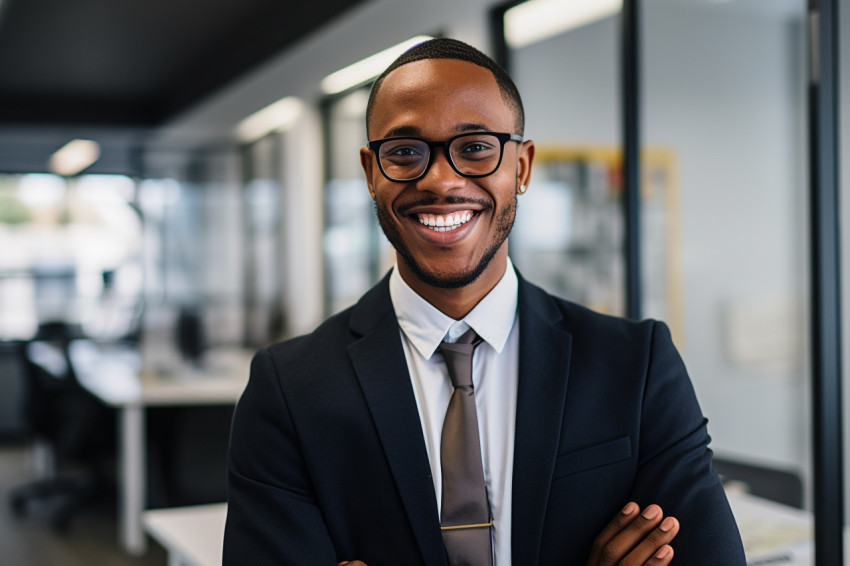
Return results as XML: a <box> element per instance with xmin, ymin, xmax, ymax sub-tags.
<box><xmin>338</xmin><ymin>501</ymin><xmax>680</xmax><ymax>566</ymax></box>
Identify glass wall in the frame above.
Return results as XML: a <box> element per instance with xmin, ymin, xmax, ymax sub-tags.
<box><xmin>139</xmin><ymin>148</ymin><xmax>246</xmax><ymax>366</ymax></box>
<box><xmin>0</xmin><ymin>173</ymin><xmax>143</xmax><ymax>341</ymax></box>
<box><xmin>645</xmin><ymin>0</ymin><xmax>812</xmax><ymax>560</ymax></box>
<box><xmin>322</xmin><ymin>87</ymin><xmax>393</xmax><ymax>315</ymax></box>
<box><xmin>501</xmin><ymin>0</ymin><xmax>818</xmax><ymax>561</ymax></box>
<box><xmin>505</xmin><ymin>1</ymin><xmax>628</xmax><ymax>318</ymax></box>
<box><xmin>242</xmin><ymin>134</ymin><xmax>287</xmax><ymax>346</ymax></box>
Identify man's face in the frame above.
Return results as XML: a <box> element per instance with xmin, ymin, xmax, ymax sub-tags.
<box><xmin>360</xmin><ymin>58</ymin><xmax>534</xmax><ymax>293</ymax></box>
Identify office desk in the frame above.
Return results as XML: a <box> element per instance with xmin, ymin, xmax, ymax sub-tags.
<box><xmin>140</xmin><ymin>492</ymin><xmax>816</xmax><ymax>566</ymax></box>
<box><xmin>726</xmin><ymin>489</ymin><xmax>813</xmax><ymax>565</ymax></box>
<box><xmin>69</xmin><ymin>341</ymin><xmax>252</xmax><ymax>556</ymax></box>
<box><xmin>144</xmin><ymin>503</ymin><xmax>226</xmax><ymax>566</ymax></box>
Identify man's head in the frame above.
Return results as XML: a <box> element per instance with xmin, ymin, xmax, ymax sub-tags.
<box><xmin>360</xmin><ymin>38</ymin><xmax>534</xmax><ymax>313</ymax></box>
<box><xmin>366</xmin><ymin>38</ymin><xmax>525</xmax><ymax>138</ymax></box>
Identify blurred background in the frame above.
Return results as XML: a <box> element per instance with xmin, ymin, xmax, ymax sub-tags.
<box><xmin>0</xmin><ymin>0</ymin><xmax>847</xmax><ymax>564</ymax></box>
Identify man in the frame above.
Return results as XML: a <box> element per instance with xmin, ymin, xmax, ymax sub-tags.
<box><xmin>223</xmin><ymin>38</ymin><xmax>745</xmax><ymax>565</ymax></box>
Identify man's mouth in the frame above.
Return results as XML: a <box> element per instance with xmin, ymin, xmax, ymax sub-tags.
<box><xmin>416</xmin><ymin>211</ymin><xmax>474</xmax><ymax>232</ymax></box>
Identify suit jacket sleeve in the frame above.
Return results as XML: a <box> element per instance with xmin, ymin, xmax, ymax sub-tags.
<box><xmin>223</xmin><ymin>348</ymin><xmax>337</xmax><ymax>565</ymax></box>
<box><xmin>630</xmin><ymin>321</ymin><xmax>746</xmax><ymax>564</ymax></box>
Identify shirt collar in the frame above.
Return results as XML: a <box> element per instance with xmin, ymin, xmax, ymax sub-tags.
<box><xmin>389</xmin><ymin>258</ymin><xmax>519</xmax><ymax>360</ymax></box>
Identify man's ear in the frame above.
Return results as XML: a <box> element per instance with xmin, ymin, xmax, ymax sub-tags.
<box><xmin>360</xmin><ymin>146</ymin><xmax>377</xmax><ymax>200</ymax></box>
<box><xmin>516</xmin><ymin>139</ymin><xmax>535</xmax><ymax>191</ymax></box>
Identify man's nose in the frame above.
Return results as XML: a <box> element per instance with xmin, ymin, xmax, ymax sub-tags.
<box><xmin>415</xmin><ymin>148</ymin><xmax>465</xmax><ymax>193</ymax></box>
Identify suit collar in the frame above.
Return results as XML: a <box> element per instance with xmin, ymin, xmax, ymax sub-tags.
<box><xmin>512</xmin><ymin>274</ymin><xmax>573</xmax><ymax>565</ymax></box>
<box><xmin>389</xmin><ymin>262</ymin><xmax>519</xmax><ymax>359</ymax></box>
<box><xmin>347</xmin><ymin>273</ymin><xmax>448</xmax><ymax>566</ymax></box>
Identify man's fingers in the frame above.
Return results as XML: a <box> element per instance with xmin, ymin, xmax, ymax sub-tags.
<box><xmin>600</xmin><ymin>504</ymin><xmax>665</xmax><ymax>565</ymax></box>
<box><xmin>589</xmin><ymin>501</ymin><xmax>641</xmax><ymax>558</ymax></box>
<box><xmin>588</xmin><ymin>504</ymin><xmax>678</xmax><ymax>566</ymax></box>
<box><xmin>627</xmin><ymin>516</ymin><xmax>679</xmax><ymax>566</ymax></box>
<box><xmin>645</xmin><ymin>544</ymin><xmax>674</xmax><ymax>565</ymax></box>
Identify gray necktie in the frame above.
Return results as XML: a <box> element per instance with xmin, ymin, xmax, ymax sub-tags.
<box><xmin>438</xmin><ymin>328</ymin><xmax>492</xmax><ymax>566</ymax></box>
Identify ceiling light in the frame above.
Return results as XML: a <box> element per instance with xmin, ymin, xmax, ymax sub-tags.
<box><xmin>48</xmin><ymin>139</ymin><xmax>100</xmax><ymax>177</ymax></box>
<box><xmin>505</xmin><ymin>0</ymin><xmax>622</xmax><ymax>49</ymax></box>
<box><xmin>321</xmin><ymin>35</ymin><xmax>434</xmax><ymax>95</ymax></box>
<box><xmin>236</xmin><ymin>96</ymin><xmax>304</xmax><ymax>143</ymax></box>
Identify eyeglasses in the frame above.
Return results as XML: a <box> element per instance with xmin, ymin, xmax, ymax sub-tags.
<box><xmin>368</xmin><ymin>132</ymin><xmax>523</xmax><ymax>182</ymax></box>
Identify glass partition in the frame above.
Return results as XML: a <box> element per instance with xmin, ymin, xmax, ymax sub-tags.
<box><xmin>500</xmin><ymin>0</ymin><xmax>818</xmax><ymax>561</ymax></box>
<box><xmin>643</xmin><ymin>0</ymin><xmax>812</xmax><ymax>562</ymax></box>
<box><xmin>505</xmin><ymin>1</ymin><xmax>628</xmax><ymax>318</ymax></box>
<box><xmin>0</xmin><ymin>173</ymin><xmax>143</xmax><ymax>341</ymax></box>
<box><xmin>322</xmin><ymin>86</ymin><xmax>393</xmax><ymax>315</ymax></box>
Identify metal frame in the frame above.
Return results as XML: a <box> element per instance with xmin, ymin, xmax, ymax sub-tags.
<box><xmin>622</xmin><ymin>0</ymin><xmax>642</xmax><ymax>321</ymax></box>
<box><xmin>808</xmin><ymin>0</ymin><xmax>843</xmax><ymax>564</ymax></box>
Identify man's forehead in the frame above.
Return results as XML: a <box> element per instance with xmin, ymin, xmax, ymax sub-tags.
<box><xmin>369</xmin><ymin>58</ymin><xmax>509</xmax><ymax>134</ymax></box>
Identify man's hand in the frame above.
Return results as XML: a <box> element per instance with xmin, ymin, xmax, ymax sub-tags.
<box><xmin>586</xmin><ymin>502</ymin><xmax>680</xmax><ymax>565</ymax></box>
<box><xmin>337</xmin><ymin>561</ymin><xmax>368</xmax><ymax>565</ymax></box>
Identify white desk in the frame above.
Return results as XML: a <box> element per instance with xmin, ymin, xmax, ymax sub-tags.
<box><xmin>726</xmin><ymin>489</ymin><xmax>813</xmax><ymax>565</ymax></box>
<box><xmin>144</xmin><ymin>503</ymin><xmax>227</xmax><ymax>566</ymax></box>
<box><xmin>70</xmin><ymin>341</ymin><xmax>252</xmax><ymax>556</ymax></box>
<box><xmin>139</xmin><ymin>493</ymin><xmax>816</xmax><ymax>566</ymax></box>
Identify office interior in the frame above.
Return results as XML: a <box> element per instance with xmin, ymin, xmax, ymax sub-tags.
<box><xmin>0</xmin><ymin>0</ymin><xmax>847</xmax><ymax>564</ymax></box>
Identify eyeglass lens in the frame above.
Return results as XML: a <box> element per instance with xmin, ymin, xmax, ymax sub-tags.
<box><xmin>377</xmin><ymin>134</ymin><xmax>504</xmax><ymax>181</ymax></box>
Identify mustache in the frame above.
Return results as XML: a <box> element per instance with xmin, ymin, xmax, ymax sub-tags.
<box><xmin>396</xmin><ymin>195</ymin><xmax>493</xmax><ymax>216</ymax></box>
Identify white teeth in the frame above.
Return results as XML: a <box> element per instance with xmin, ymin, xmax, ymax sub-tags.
<box><xmin>417</xmin><ymin>211</ymin><xmax>474</xmax><ymax>231</ymax></box>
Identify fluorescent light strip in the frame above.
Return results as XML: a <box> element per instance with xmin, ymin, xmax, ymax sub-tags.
<box><xmin>49</xmin><ymin>139</ymin><xmax>100</xmax><ymax>177</ymax></box>
<box><xmin>236</xmin><ymin>96</ymin><xmax>304</xmax><ymax>143</ymax></box>
<box><xmin>505</xmin><ymin>0</ymin><xmax>622</xmax><ymax>49</ymax></box>
<box><xmin>321</xmin><ymin>35</ymin><xmax>434</xmax><ymax>95</ymax></box>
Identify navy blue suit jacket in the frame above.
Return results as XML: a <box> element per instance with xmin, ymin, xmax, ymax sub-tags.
<box><xmin>223</xmin><ymin>272</ymin><xmax>745</xmax><ymax>565</ymax></box>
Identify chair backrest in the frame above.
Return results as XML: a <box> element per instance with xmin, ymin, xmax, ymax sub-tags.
<box><xmin>0</xmin><ymin>341</ymin><xmax>29</xmax><ymax>439</ymax></box>
<box><xmin>22</xmin><ymin>322</ymin><xmax>115</xmax><ymax>460</ymax></box>
<box><xmin>713</xmin><ymin>456</ymin><xmax>804</xmax><ymax>509</ymax></box>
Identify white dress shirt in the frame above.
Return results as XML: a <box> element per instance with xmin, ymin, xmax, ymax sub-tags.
<box><xmin>389</xmin><ymin>260</ymin><xmax>520</xmax><ymax>565</ymax></box>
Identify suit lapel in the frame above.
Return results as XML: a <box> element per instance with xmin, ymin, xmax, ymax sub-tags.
<box><xmin>512</xmin><ymin>277</ymin><xmax>573</xmax><ymax>565</ymax></box>
<box><xmin>347</xmin><ymin>276</ymin><xmax>447</xmax><ymax>566</ymax></box>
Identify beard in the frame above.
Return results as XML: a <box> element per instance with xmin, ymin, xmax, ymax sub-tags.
<box><xmin>375</xmin><ymin>192</ymin><xmax>517</xmax><ymax>289</ymax></box>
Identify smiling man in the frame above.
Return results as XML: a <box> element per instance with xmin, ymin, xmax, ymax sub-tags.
<box><xmin>223</xmin><ymin>38</ymin><xmax>746</xmax><ymax>566</ymax></box>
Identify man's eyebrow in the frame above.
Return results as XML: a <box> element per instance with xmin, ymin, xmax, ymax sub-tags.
<box><xmin>381</xmin><ymin>123</ymin><xmax>494</xmax><ymax>139</ymax></box>
<box><xmin>383</xmin><ymin>125</ymin><xmax>422</xmax><ymax>138</ymax></box>
<box><xmin>455</xmin><ymin>123</ymin><xmax>492</xmax><ymax>133</ymax></box>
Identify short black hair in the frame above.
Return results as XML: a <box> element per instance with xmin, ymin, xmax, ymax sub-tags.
<box><xmin>365</xmin><ymin>37</ymin><xmax>525</xmax><ymax>137</ymax></box>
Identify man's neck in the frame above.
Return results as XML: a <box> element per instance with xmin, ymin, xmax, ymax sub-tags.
<box><xmin>397</xmin><ymin>251</ymin><xmax>508</xmax><ymax>320</ymax></box>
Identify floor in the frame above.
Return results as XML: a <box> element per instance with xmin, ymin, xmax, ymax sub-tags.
<box><xmin>0</xmin><ymin>445</ymin><xmax>169</xmax><ymax>566</ymax></box>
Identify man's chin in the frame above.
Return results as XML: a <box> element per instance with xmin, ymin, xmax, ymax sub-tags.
<box><xmin>399</xmin><ymin>255</ymin><xmax>492</xmax><ymax>290</ymax></box>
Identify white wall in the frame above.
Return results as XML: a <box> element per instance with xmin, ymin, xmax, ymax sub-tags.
<box><xmin>642</xmin><ymin>4</ymin><xmax>810</xmax><ymax>476</ymax></box>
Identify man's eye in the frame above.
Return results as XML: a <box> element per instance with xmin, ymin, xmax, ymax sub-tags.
<box><xmin>382</xmin><ymin>144</ymin><xmax>423</xmax><ymax>159</ymax></box>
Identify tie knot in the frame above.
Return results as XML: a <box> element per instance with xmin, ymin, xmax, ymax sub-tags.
<box><xmin>438</xmin><ymin>328</ymin><xmax>482</xmax><ymax>388</ymax></box>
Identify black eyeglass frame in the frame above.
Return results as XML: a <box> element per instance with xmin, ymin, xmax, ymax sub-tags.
<box><xmin>367</xmin><ymin>132</ymin><xmax>524</xmax><ymax>182</ymax></box>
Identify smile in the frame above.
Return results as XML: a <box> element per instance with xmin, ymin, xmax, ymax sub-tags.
<box><xmin>417</xmin><ymin>211</ymin><xmax>474</xmax><ymax>232</ymax></box>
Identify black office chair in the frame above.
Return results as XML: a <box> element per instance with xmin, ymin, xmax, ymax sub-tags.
<box><xmin>0</xmin><ymin>340</ymin><xmax>29</xmax><ymax>442</ymax></box>
<box><xmin>714</xmin><ymin>456</ymin><xmax>804</xmax><ymax>509</ymax></box>
<box><xmin>8</xmin><ymin>322</ymin><xmax>116</xmax><ymax>532</ymax></box>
